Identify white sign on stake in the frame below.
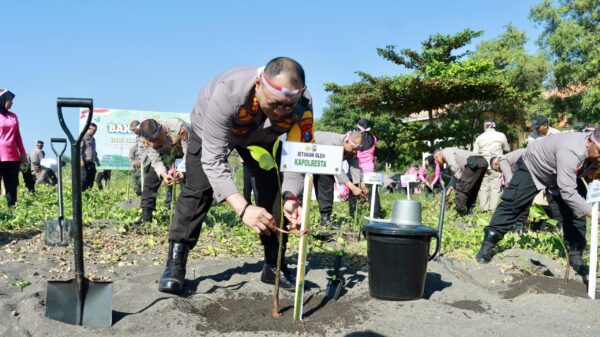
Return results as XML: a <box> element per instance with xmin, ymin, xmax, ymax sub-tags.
<box><xmin>401</xmin><ymin>173</ymin><xmax>418</xmax><ymax>199</ymax></box>
<box><xmin>363</xmin><ymin>172</ymin><xmax>384</xmax><ymax>185</ymax></box>
<box><xmin>280</xmin><ymin>141</ymin><xmax>344</xmax><ymax>321</ymax></box>
<box><xmin>586</xmin><ymin>180</ymin><xmax>600</xmax><ymax>299</ymax></box>
<box><xmin>364</xmin><ymin>172</ymin><xmax>384</xmax><ymax>218</ymax></box>
<box><xmin>280</xmin><ymin>141</ymin><xmax>343</xmax><ymax>175</ymax></box>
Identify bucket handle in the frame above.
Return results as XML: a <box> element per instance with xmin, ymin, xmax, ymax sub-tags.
<box><xmin>429</xmin><ymin>173</ymin><xmax>455</xmax><ymax>261</ymax></box>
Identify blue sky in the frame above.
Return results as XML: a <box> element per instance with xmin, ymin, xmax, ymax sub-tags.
<box><xmin>4</xmin><ymin>0</ymin><xmax>544</xmax><ymax>154</ymax></box>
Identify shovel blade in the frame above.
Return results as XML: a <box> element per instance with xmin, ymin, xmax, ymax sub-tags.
<box><xmin>44</xmin><ymin>219</ymin><xmax>73</xmax><ymax>246</ymax></box>
<box><xmin>325</xmin><ymin>279</ymin><xmax>344</xmax><ymax>300</ymax></box>
<box><xmin>46</xmin><ymin>279</ymin><xmax>81</xmax><ymax>325</ymax></box>
<box><xmin>46</xmin><ymin>278</ymin><xmax>113</xmax><ymax>327</ymax></box>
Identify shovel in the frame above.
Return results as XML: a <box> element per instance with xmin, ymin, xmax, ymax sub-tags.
<box><xmin>44</xmin><ymin>138</ymin><xmax>74</xmax><ymax>246</ymax></box>
<box><xmin>431</xmin><ymin>173</ymin><xmax>455</xmax><ymax>261</ymax></box>
<box><xmin>325</xmin><ymin>251</ymin><xmax>345</xmax><ymax>300</ymax></box>
<box><xmin>46</xmin><ymin>98</ymin><xmax>113</xmax><ymax>327</ymax></box>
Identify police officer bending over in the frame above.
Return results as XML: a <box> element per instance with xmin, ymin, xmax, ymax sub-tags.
<box><xmin>158</xmin><ymin>57</ymin><xmax>312</xmax><ymax>295</ymax></box>
<box><xmin>477</xmin><ymin>130</ymin><xmax>600</xmax><ymax>284</ymax></box>
<box><xmin>137</xmin><ymin>118</ymin><xmax>190</xmax><ymax>223</ymax></box>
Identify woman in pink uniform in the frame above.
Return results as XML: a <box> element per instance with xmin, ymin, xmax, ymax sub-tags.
<box><xmin>419</xmin><ymin>154</ymin><xmax>442</xmax><ymax>194</ymax></box>
<box><xmin>351</xmin><ymin>118</ymin><xmax>380</xmax><ymax>217</ymax></box>
<box><xmin>0</xmin><ymin>89</ymin><xmax>26</xmax><ymax>207</ymax></box>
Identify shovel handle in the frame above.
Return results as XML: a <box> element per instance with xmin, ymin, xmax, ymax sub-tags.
<box><xmin>56</xmin><ymin>98</ymin><xmax>94</xmax><ymax>146</ymax></box>
<box><xmin>50</xmin><ymin>138</ymin><xmax>67</xmax><ymax>158</ymax></box>
<box><xmin>430</xmin><ymin>173</ymin><xmax>455</xmax><ymax>261</ymax></box>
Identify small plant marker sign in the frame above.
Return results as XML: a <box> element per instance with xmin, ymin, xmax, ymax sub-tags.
<box><xmin>280</xmin><ymin>141</ymin><xmax>343</xmax><ymax>321</ymax></box>
<box><xmin>363</xmin><ymin>172</ymin><xmax>384</xmax><ymax>219</ymax></box>
<box><xmin>586</xmin><ymin>179</ymin><xmax>600</xmax><ymax>299</ymax></box>
<box><xmin>401</xmin><ymin>173</ymin><xmax>418</xmax><ymax>199</ymax></box>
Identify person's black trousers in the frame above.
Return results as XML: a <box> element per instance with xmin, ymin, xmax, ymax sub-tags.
<box><xmin>95</xmin><ymin>170</ymin><xmax>111</xmax><ymax>190</ymax></box>
<box><xmin>485</xmin><ymin>159</ymin><xmax>587</xmax><ymax>248</ymax></box>
<box><xmin>455</xmin><ymin>156</ymin><xmax>488</xmax><ymax>214</ymax></box>
<box><xmin>170</xmin><ymin>132</ymin><xmax>287</xmax><ymax>265</ymax></box>
<box><xmin>0</xmin><ymin>161</ymin><xmax>20</xmax><ymax>206</ymax></box>
<box><xmin>242</xmin><ymin>164</ymin><xmax>257</xmax><ymax>204</ymax></box>
<box><xmin>314</xmin><ymin>174</ymin><xmax>334</xmax><ymax>216</ymax></box>
<box><xmin>21</xmin><ymin>166</ymin><xmax>35</xmax><ymax>193</ymax></box>
<box><xmin>140</xmin><ymin>165</ymin><xmax>162</xmax><ymax>210</ymax></box>
<box><xmin>348</xmin><ymin>184</ymin><xmax>380</xmax><ymax>218</ymax></box>
<box><xmin>81</xmin><ymin>161</ymin><xmax>97</xmax><ymax>191</ymax></box>
<box><xmin>132</xmin><ymin>167</ymin><xmax>142</xmax><ymax>196</ymax></box>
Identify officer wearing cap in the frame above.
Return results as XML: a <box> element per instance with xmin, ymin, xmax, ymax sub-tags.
<box><xmin>476</xmin><ymin>130</ymin><xmax>600</xmax><ymax>284</ymax></box>
<box><xmin>473</xmin><ymin>119</ymin><xmax>510</xmax><ymax>212</ymax></box>
<box><xmin>29</xmin><ymin>140</ymin><xmax>45</xmax><ymax>170</ymax></box>
<box><xmin>158</xmin><ymin>57</ymin><xmax>313</xmax><ymax>295</ymax></box>
<box><xmin>527</xmin><ymin>115</ymin><xmax>560</xmax><ymax>144</ymax></box>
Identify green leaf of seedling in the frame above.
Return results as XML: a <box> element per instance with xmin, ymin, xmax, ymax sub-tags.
<box><xmin>13</xmin><ymin>279</ymin><xmax>31</xmax><ymax>291</ymax></box>
<box><xmin>248</xmin><ymin>145</ymin><xmax>276</xmax><ymax>171</ymax></box>
<box><xmin>272</xmin><ymin>138</ymin><xmax>280</xmax><ymax>160</ymax></box>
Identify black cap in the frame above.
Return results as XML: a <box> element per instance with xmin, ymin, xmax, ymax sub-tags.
<box><xmin>531</xmin><ymin>115</ymin><xmax>549</xmax><ymax>129</ymax></box>
<box><xmin>357</xmin><ymin>118</ymin><xmax>371</xmax><ymax>130</ymax></box>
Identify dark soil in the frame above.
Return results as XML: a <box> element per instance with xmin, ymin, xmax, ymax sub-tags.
<box><xmin>446</xmin><ymin>299</ymin><xmax>490</xmax><ymax>313</ymax></box>
<box><xmin>501</xmin><ymin>274</ymin><xmax>598</xmax><ymax>299</ymax></box>
<box><xmin>190</xmin><ymin>292</ymin><xmax>370</xmax><ymax>335</ymax></box>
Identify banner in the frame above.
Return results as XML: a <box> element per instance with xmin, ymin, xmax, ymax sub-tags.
<box><xmin>79</xmin><ymin>108</ymin><xmax>190</xmax><ymax>170</ymax></box>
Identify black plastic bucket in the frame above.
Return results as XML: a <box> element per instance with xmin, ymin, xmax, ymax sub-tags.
<box><xmin>362</xmin><ymin>222</ymin><xmax>438</xmax><ymax>300</ymax></box>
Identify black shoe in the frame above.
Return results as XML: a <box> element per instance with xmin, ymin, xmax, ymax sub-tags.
<box><xmin>513</xmin><ymin>223</ymin><xmax>524</xmax><ymax>235</ymax></box>
<box><xmin>260</xmin><ymin>264</ymin><xmax>297</xmax><ymax>291</ymax></box>
<box><xmin>133</xmin><ymin>208</ymin><xmax>153</xmax><ymax>226</ymax></box>
<box><xmin>568</xmin><ymin>248</ymin><xmax>590</xmax><ymax>284</ymax></box>
<box><xmin>158</xmin><ymin>242</ymin><xmax>189</xmax><ymax>294</ymax></box>
<box><xmin>475</xmin><ymin>230</ymin><xmax>502</xmax><ymax>263</ymax></box>
<box><xmin>321</xmin><ymin>213</ymin><xmax>339</xmax><ymax>229</ymax></box>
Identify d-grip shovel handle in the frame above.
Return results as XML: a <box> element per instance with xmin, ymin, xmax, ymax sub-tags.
<box><xmin>50</xmin><ymin>138</ymin><xmax>67</xmax><ymax>220</ymax></box>
<box><xmin>429</xmin><ymin>172</ymin><xmax>455</xmax><ymax>261</ymax></box>
<box><xmin>56</xmin><ymin>98</ymin><xmax>94</xmax><ymax>146</ymax></box>
<box><xmin>55</xmin><ymin>98</ymin><xmax>93</xmax><ymax>282</ymax></box>
<box><xmin>50</xmin><ymin>138</ymin><xmax>67</xmax><ymax>157</ymax></box>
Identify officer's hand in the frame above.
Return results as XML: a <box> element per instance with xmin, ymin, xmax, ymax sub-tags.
<box><xmin>80</xmin><ymin>160</ymin><xmax>84</xmax><ymax>166</ymax></box>
<box><xmin>174</xmin><ymin>171</ymin><xmax>185</xmax><ymax>183</ymax></box>
<box><xmin>241</xmin><ymin>205</ymin><xmax>276</xmax><ymax>236</ymax></box>
<box><xmin>351</xmin><ymin>185</ymin><xmax>365</xmax><ymax>196</ymax></box>
<box><xmin>446</xmin><ymin>186</ymin><xmax>454</xmax><ymax>197</ymax></box>
<box><xmin>132</xmin><ymin>162</ymin><xmax>140</xmax><ymax>169</ymax></box>
<box><xmin>284</xmin><ymin>199</ymin><xmax>302</xmax><ymax>228</ymax></box>
<box><xmin>161</xmin><ymin>172</ymin><xmax>174</xmax><ymax>185</ymax></box>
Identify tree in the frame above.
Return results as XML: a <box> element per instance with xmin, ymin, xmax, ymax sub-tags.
<box><xmin>452</xmin><ymin>24</ymin><xmax>551</xmax><ymax>144</ymax></box>
<box><xmin>530</xmin><ymin>0</ymin><xmax>600</xmax><ymax>123</ymax></box>
<box><xmin>322</xmin><ymin>29</ymin><xmax>511</xmax><ymax>168</ymax></box>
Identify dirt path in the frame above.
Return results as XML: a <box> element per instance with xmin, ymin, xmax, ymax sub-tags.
<box><xmin>1</xmin><ymin>231</ymin><xmax>600</xmax><ymax>337</ymax></box>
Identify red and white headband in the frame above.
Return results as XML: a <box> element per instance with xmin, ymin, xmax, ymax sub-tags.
<box><xmin>259</xmin><ymin>70</ymin><xmax>305</xmax><ymax>99</ymax></box>
<box><xmin>345</xmin><ymin>132</ymin><xmax>362</xmax><ymax>149</ymax></box>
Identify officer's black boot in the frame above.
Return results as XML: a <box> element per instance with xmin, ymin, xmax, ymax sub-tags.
<box><xmin>158</xmin><ymin>241</ymin><xmax>189</xmax><ymax>294</ymax></box>
<box><xmin>475</xmin><ymin>230</ymin><xmax>502</xmax><ymax>263</ymax></box>
<box><xmin>133</xmin><ymin>208</ymin><xmax>153</xmax><ymax>226</ymax></box>
<box><xmin>321</xmin><ymin>213</ymin><xmax>339</xmax><ymax>229</ymax></box>
<box><xmin>568</xmin><ymin>244</ymin><xmax>589</xmax><ymax>284</ymax></box>
<box><xmin>260</xmin><ymin>244</ymin><xmax>296</xmax><ymax>291</ymax></box>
